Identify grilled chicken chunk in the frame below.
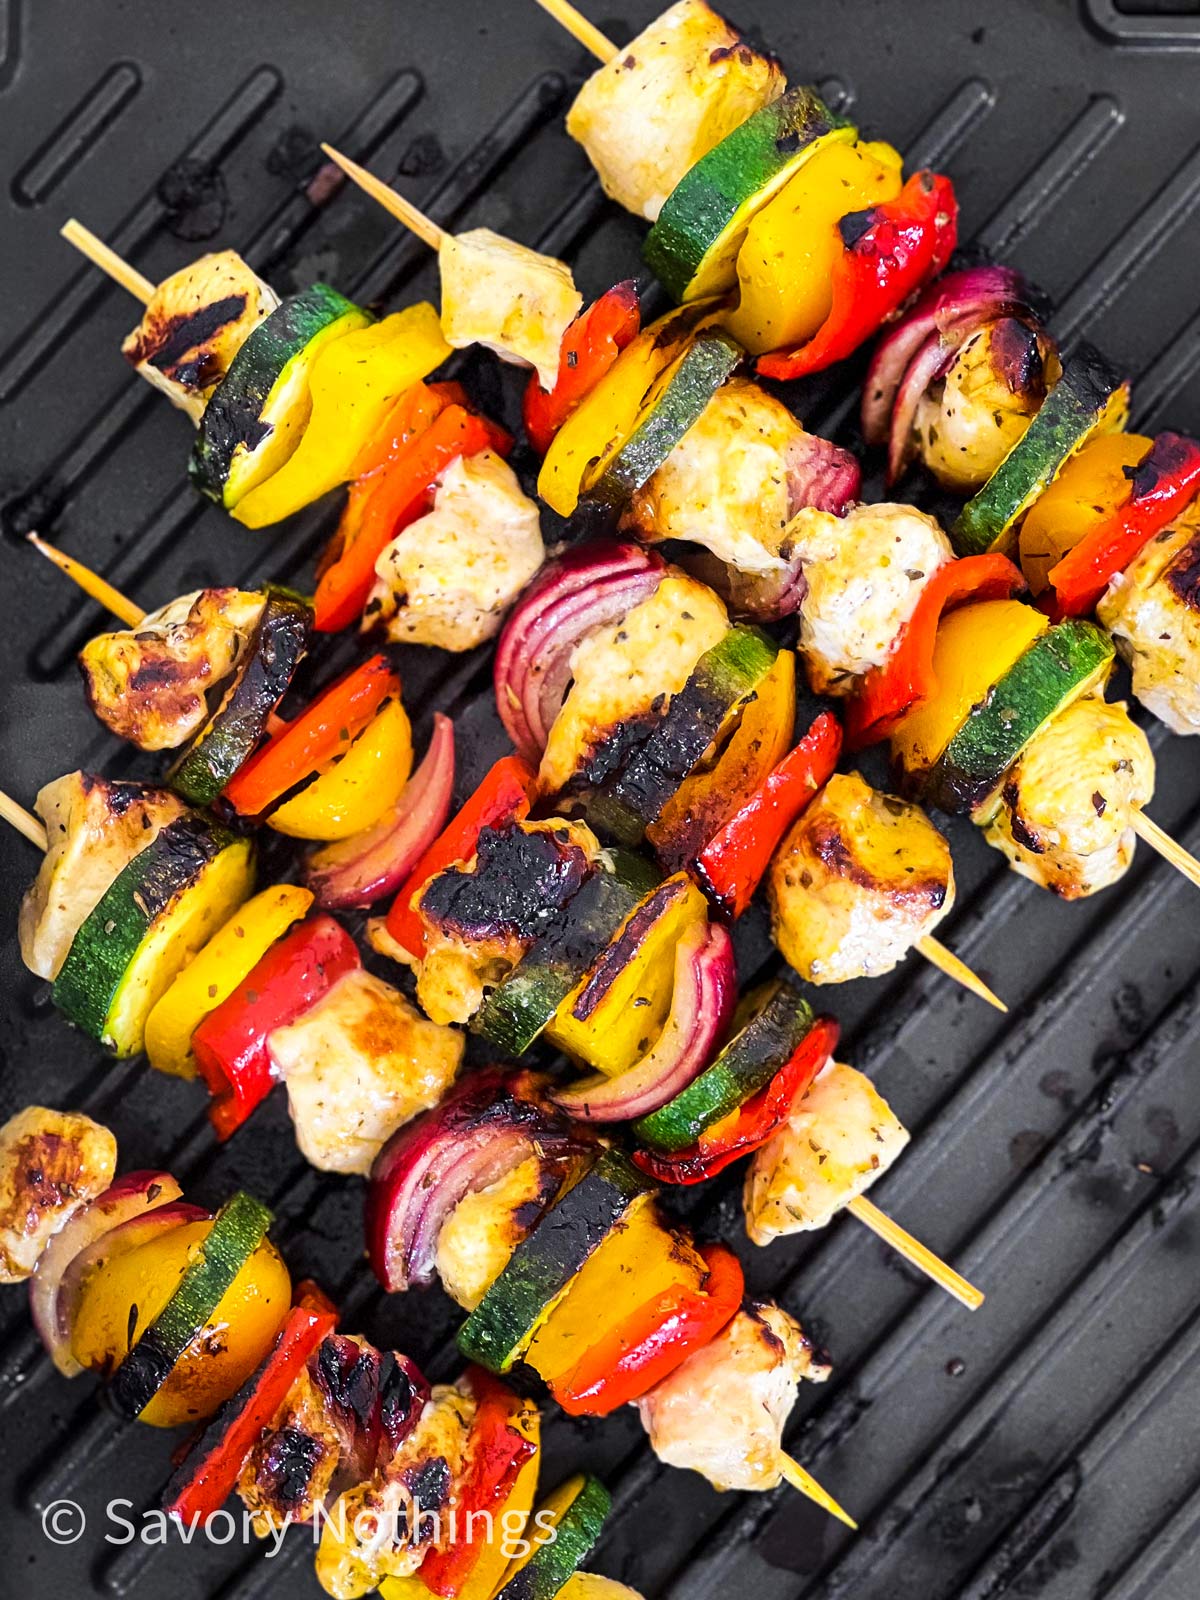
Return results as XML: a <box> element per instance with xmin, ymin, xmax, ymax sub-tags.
<box><xmin>538</xmin><ymin>573</ymin><xmax>728</xmax><ymax>796</ymax></box>
<box><xmin>622</xmin><ymin>378</ymin><xmax>858</xmax><ymax>576</ymax></box>
<box><xmin>79</xmin><ymin>587</ymin><xmax>266</xmax><ymax>751</ymax></box>
<box><xmin>566</xmin><ymin>0</ymin><xmax>785</xmax><ymax>221</ymax></box>
<box><xmin>744</xmin><ymin>1061</ymin><xmax>910</xmax><ymax>1241</ymax></box>
<box><xmin>435</xmin><ymin>1153</ymin><xmax>575</xmax><ymax>1310</ymax></box>
<box><xmin>18</xmin><ymin>773</ymin><xmax>187</xmax><ymax>981</ymax></box>
<box><xmin>121</xmin><ymin>251</ymin><xmax>278</xmax><ymax>420</ymax></box>
<box><xmin>366</xmin><ymin>451</ymin><xmax>544</xmax><ymax>652</ymax></box>
<box><xmin>269</xmin><ymin>970</ymin><xmax>464</xmax><ymax>1174</ymax></box>
<box><xmin>982</xmin><ymin>696</ymin><xmax>1154</xmax><ymax>898</ymax></box>
<box><xmin>0</xmin><ymin>1107</ymin><xmax>117</xmax><ymax>1282</ymax></box>
<box><xmin>439</xmin><ymin>230</ymin><xmax>582</xmax><ymax>390</ymax></box>
<box><xmin>316</xmin><ymin>1381</ymin><xmax>475</xmax><ymax>1599</ymax></box>
<box><xmin>912</xmin><ymin>318</ymin><xmax>1054</xmax><ymax>492</ymax></box>
<box><xmin>637</xmin><ymin>1302</ymin><xmax>829</xmax><ymax>1492</ymax></box>
<box><xmin>239</xmin><ymin>1362</ymin><xmax>344</xmax><ymax>1534</ymax></box>
<box><xmin>769</xmin><ymin>773</ymin><xmax>955</xmax><ymax>984</ymax></box>
<box><xmin>1098</xmin><ymin>500</ymin><xmax>1200</xmax><ymax>735</ymax></box>
<box><xmin>787</xmin><ymin>502</ymin><xmax>953</xmax><ymax>693</ymax></box>
<box><xmin>414</xmin><ymin>819</ymin><xmax>601</xmax><ymax>1025</ymax></box>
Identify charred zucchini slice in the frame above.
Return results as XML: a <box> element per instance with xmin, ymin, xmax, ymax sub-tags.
<box><xmin>633</xmin><ymin>978</ymin><xmax>813</xmax><ymax>1152</ymax></box>
<box><xmin>168</xmin><ymin>587</ymin><xmax>312</xmax><ymax>805</ymax></box>
<box><xmin>52</xmin><ymin>817</ymin><xmax>256</xmax><ymax>1056</ymax></box>
<box><xmin>923</xmin><ymin>619</ymin><xmax>1115</xmax><ymax>818</ymax></box>
<box><xmin>491</xmin><ymin>1475</ymin><xmax>612</xmax><ymax>1600</ymax></box>
<box><xmin>190</xmin><ymin>284</ymin><xmax>370</xmax><ymax>509</ymax></box>
<box><xmin>643</xmin><ymin>86</ymin><xmax>856</xmax><ymax>303</ymax></box>
<box><xmin>952</xmin><ymin>345</ymin><xmax>1130</xmax><ymax>557</ymax></box>
<box><xmin>456</xmin><ymin>1149</ymin><xmax>652</xmax><ymax>1372</ymax></box>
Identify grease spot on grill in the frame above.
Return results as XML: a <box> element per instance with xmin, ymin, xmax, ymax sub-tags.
<box><xmin>397</xmin><ymin>132</ymin><xmax>445</xmax><ymax>177</ymax></box>
<box><xmin>1038</xmin><ymin>1069</ymin><xmax>1076</xmax><ymax>1108</ymax></box>
<box><xmin>1009</xmin><ymin>1129</ymin><xmax>1047</xmax><ymax>1169</ymax></box>
<box><xmin>157</xmin><ymin>158</ymin><xmax>228</xmax><ymax>241</ymax></box>
<box><xmin>1111</xmin><ymin>980</ymin><xmax>1146</xmax><ymax>1035</ymax></box>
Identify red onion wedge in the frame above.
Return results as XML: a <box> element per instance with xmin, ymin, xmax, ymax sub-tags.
<box><xmin>551</xmin><ymin>920</ymin><xmax>736</xmax><ymax>1121</ymax></box>
<box><xmin>305</xmin><ymin>714</ymin><xmax>455</xmax><ymax>910</ymax></box>
<box><xmin>366</xmin><ymin>1067</ymin><xmax>590</xmax><ymax>1293</ymax></box>
<box><xmin>862</xmin><ymin>264</ymin><xmax>1039</xmax><ymax>447</ymax></box>
<box><xmin>30</xmin><ymin>1169</ymin><xmax>183</xmax><ymax>1376</ymax></box>
<box><xmin>494</xmin><ymin>541</ymin><xmax>664</xmax><ymax>762</ymax></box>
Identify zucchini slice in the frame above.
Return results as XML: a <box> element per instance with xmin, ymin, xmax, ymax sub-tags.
<box><xmin>952</xmin><ymin>345</ymin><xmax>1130</xmax><ymax>557</ymax></box>
<box><xmin>190</xmin><ymin>284</ymin><xmax>370</xmax><ymax>509</ymax></box>
<box><xmin>585</xmin><ymin>327</ymin><xmax>742</xmax><ymax>509</ymax></box>
<box><xmin>643</xmin><ymin>86</ymin><xmax>856</xmax><ymax>303</ymax></box>
<box><xmin>923</xmin><ymin>619</ymin><xmax>1115</xmax><ymax>819</ymax></box>
<box><xmin>168</xmin><ymin>587</ymin><xmax>312</xmax><ymax>805</ymax></box>
<box><xmin>108</xmin><ymin>1191</ymin><xmax>273</xmax><ymax>1419</ymax></box>
<box><xmin>587</xmin><ymin>625</ymin><xmax>780</xmax><ymax>846</ymax></box>
<box><xmin>633</xmin><ymin>978</ymin><xmax>813</xmax><ymax>1153</ymax></box>
<box><xmin>472</xmin><ymin>849</ymin><xmax>660</xmax><ymax>1056</ymax></box>
<box><xmin>456</xmin><ymin>1149</ymin><xmax>652</xmax><ymax>1373</ymax></box>
<box><xmin>52</xmin><ymin>817</ymin><xmax>256</xmax><ymax>1056</ymax></box>
<box><xmin>492</xmin><ymin>1475</ymin><xmax>612</xmax><ymax>1600</ymax></box>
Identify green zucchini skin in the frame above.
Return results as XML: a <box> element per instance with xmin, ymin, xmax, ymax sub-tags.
<box><xmin>633</xmin><ymin>978</ymin><xmax>813</xmax><ymax>1152</ymax></box>
<box><xmin>169</xmin><ymin>588</ymin><xmax>312</xmax><ymax>805</ymax></box>
<box><xmin>586</xmin><ymin>329</ymin><xmax>743</xmax><ymax>509</ymax></box>
<box><xmin>108</xmin><ymin>1191</ymin><xmax>274</xmax><ymax>1419</ymax></box>
<box><xmin>952</xmin><ymin>345</ymin><xmax>1130</xmax><ymax>556</ymax></box>
<box><xmin>189</xmin><ymin>284</ymin><xmax>364</xmax><ymax>503</ymax></box>
<box><xmin>472</xmin><ymin>850</ymin><xmax>660</xmax><ymax>1055</ymax></box>
<box><xmin>923</xmin><ymin>620</ymin><xmax>1116</xmax><ymax>817</ymax></box>
<box><xmin>456</xmin><ymin>1149</ymin><xmax>652</xmax><ymax>1373</ymax></box>
<box><xmin>643</xmin><ymin>86</ymin><xmax>854</xmax><ymax>303</ymax></box>
<box><xmin>587</xmin><ymin>626</ymin><xmax>779</xmax><ymax>846</ymax></box>
<box><xmin>493</xmin><ymin>1476</ymin><xmax>612</xmax><ymax>1600</ymax></box>
<box><xmin>52</xmin><ymin>815</ymin><xmax>239</xmax><ymax>1041</ymax></box>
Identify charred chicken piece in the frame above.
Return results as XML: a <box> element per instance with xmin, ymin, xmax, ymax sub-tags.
<box><xmin>744</xmin><ymin>1061</ymin><xmax>910</xmax><ymax>1241</ymax></box>
<box><xmin>637</xmin><ymin>1301</ymin><xmax>829</xmax><ymax>1491</ymax></box>
<box><xmin>981</xmin><ymin>696</ymin><xmax>1154</xmax><ymax>898</ymax></box>
<box><xmin>18</xmin><ymin>772</ymin><xmax>187</xmax><ymax>981</ymax></box>
<box><xmin>79</xmin><ymin>587</ymin><xmax>266</xmax><ymax>751</ymax></box>
<box><xmin>0</xmin><ymin>1106</ymin><xmax>117</xmax><ymax>1282</ymax></box>
<box><xmin>768</xmin><ymin>772</ymin><xmax>955</xmax><ymax>984</ymax></box>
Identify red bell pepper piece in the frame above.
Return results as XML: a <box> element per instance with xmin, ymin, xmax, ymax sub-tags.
<box><xmin>522</xmin><ymin>280</ymin><xmax>641</xmax><ymax>455</ymax></box>
<box><xmin>223</xmin><ymin>654</ymin><xmax>398</xmax><ymax>817</ymax></box>
<box><xmin>1044</xmin><ymin>431</ymin><xmax>1200</xmax><ymax>619</ymax></box>
<box><xmin>845</xmin><ymin>553</ymin><xmax>1027</xmax><ymax>750</ymax></box>
<box><xmin>384</xmin><ymin>755</ymin><xmax>539</xmax><ymax>960</ymax></box>
<box><xmin>634</xmin><ymin>1016</ymin><xmax>840</xmax><ymax>1186</ymax></box>
<box><xmin>419</xmin><ymin>1369</ymin><xmax>537</xmax><ymax>1598</ymax></box>
<box><xmin>193</xmin><ymin>915</ymin><xmax>361</xmax><ymax>1139</ymax></box>
<box><xmin>314</xmin><ymin>402</ymin><xmax>512</xmax><ymax>633</ymax></box>
<box><xmin>549</xmin><ymin>1243</ymin><xmax>744</xmax><ymax>1417</ymax></box>
<box><xmin>695</xmin><ymin>712</ymin><xmax>843</xmax><ymax>921</ymax></box>
<box><xmin>163</xmin><ymin>1299</ymin><xmax>338</xmax><ymax>1525</ymax></box>
<box><xmin>757</xmin><ymin>171</ymin><xmax>959</xmax><ymax>381</ymax></box>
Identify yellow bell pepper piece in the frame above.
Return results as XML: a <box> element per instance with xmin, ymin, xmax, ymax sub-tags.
<box><xmin>269</xmin><ymin>696</ymin><xmax>413</xmax><ymax>841</ymax></box>
<box><xmin>726</xmin><ymin>139</ymin><xmax>904</xmax><ymax>357</ymax></box>
<box><xmin>524</xmin><ymin>1196</ymin><xmax>706</xmax><ymax>1387</ymax></box>
<box><xmin>143</xmin><ymin>884</ymin><xmax>314</xmax><ymax>1079</ymax></box>
<box><xmin>891</xmin><ymin>599</ymin><xmax>1049</xmax><ymax>779</ymax></box>
<box><xmin>1018</xmin><ymin>432</ymin><xmax>1154</xmax><ymax>595</ymax></box>
<box><xmin>545</xmin><ymin>873</ymin><xmax>710</xmax><ymax>1076</ymax></box>
<box><xmin>70</xmin><ymin>1220</ymin><xmax>290</xmax><ymax>1428</ymax></box>
<box><xmin>233</xmin><ymin>303</ymin><xmax>451</xmax><ymax>528</ymax></box>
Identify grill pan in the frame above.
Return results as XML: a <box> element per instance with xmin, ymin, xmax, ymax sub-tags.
<box><xmin>2</xmin><ymin>2</ymin><xmax>1200</xmax><ymax>1597</ymax></box>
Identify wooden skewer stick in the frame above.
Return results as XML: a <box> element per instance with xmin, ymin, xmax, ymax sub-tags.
<box><xmin>320</xmin><ymin>145</ymin><xmax>447</xmax><ymax>251</ymax></box>
<box><xmin>0</xmin><ymin>790</ymin><xmax>46</xmax><ymax>852</ymax></box>
<box><xmin>847</xmin><ymin>1194</ymin><xmax>984</xmax><ymax>1311</ymax></box>
<box><xmin>61</xmin><ymin>218</ymin><xmax>155</xmax><ymax>305</ymax></box>
<box><xmin>777</xmin><ymin>1453</ymin><xmax>858</xmax><ymax>1529</ymax></box>
<box><xmin>531</xmin><ymin>0</ymin><xmax>618</xmax><ymax>62</ymax></box>
<box><xmin>1132</xmin><ymin>809</ymin><xmax>1200</xmax><ymax>894</ymax></box>
<box><xmin>916</xmin><ymin>934</ymin><xmax>1007</xmax><ymax>1014</ymax></box>
<box><xmin>27</xmin><ymin>534</ymin><xmax>145</xmax><ymax>628</ymax></box>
